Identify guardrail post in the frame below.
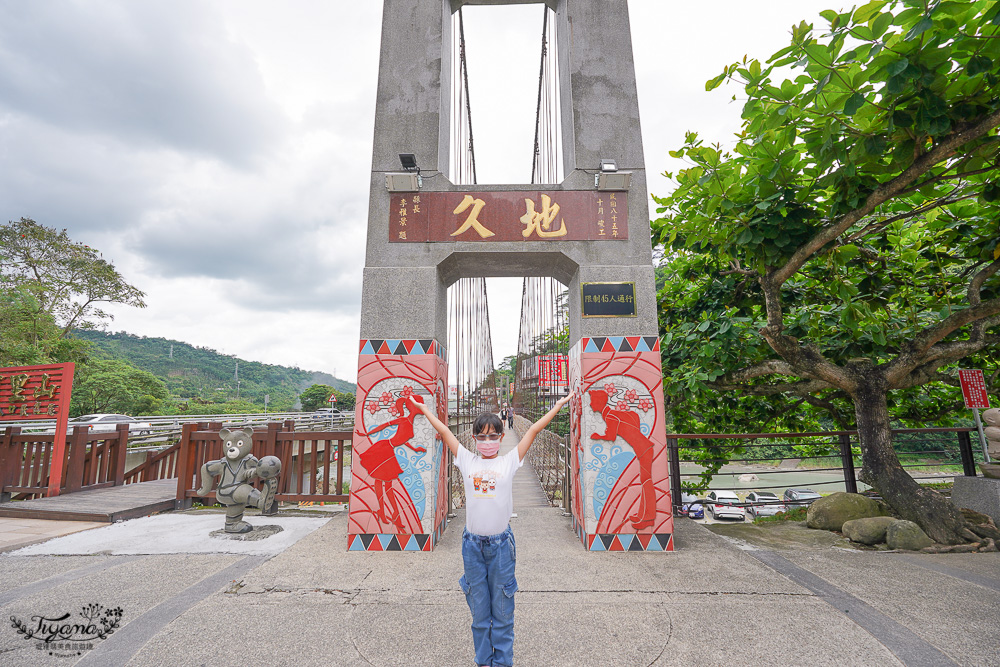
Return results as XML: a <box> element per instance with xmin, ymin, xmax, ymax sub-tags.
<box><xmin>839</xmin><ymin>433</ymin><xmax>858</xmax><ymax>494</ymax></box>
<box><xmin>175</xmin><ymin>423</ymin><xmax>197</xmax><ymax>509</ymax></box>
<box><xmin>957</xmin><ymin>431</ymin><xmax>978</xmax><ymax>477</ymax></box>
<box><xmin>667</xmin><ymin>437</ymin><xmax>683</xmax><ymax>516</ymax></box>
<box><xmin>0</xmin><ymin>426</ymin><xmax>18</xmax><ymax>503</ymax></box>
<box><xmin>113</xmin><ymin>423</ymin><xmax>129</xmax><ymax>486</ymax></box>
<box><xmin>64</xmin><ymin>426</ymin><xmax>89</xmax><ymax>493</ymax></box>
<box><xmin>263</xmin><ymin>422</ymin><xmax>279</xmax><ymax>460</ymax></box>
<box><xmin>562</xmin><ymin>435</ymin><xmax>570</xmax><ymax>512</ymax></box>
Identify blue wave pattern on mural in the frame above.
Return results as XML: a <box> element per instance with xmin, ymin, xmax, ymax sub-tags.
<box><xmin>592</xmin><ymin>449</ymin><xmax>634</xmax><ymax>520</ymax></box>
<box><xmin>398</xmin><ymin>452</ymin><xmax>426</xmax><ymax>517</ymax></box>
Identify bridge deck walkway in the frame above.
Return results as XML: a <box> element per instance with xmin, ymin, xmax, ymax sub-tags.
<box><xmin>500</xmin><ymin>431</ymin><xmax>552</xmax><ymax>510</ymax></box>
<box><xmin>0</xmin><ymin>478</ymin><xmax>175</xmax><ymax>523</ymax></box>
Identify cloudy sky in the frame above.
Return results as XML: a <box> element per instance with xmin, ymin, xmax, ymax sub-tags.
<box><xmin>0</xmin><ymin>0</ymin><xmax>837</xmax><ymax>383</ymax></box>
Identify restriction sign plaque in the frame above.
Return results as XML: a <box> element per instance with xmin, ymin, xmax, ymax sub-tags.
<box><xmin>958</xmin><ymin>369</ymin><xmax>990</xmax><ymax>409</ymax></box>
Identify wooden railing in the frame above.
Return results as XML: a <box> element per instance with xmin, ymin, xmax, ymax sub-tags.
<box><xmin>174</xmin><ymin>421</ymin><xmax>354</xmax><ymax>508</ymax></box>
<box><xmin>124</xmin><ymin>442</ymin><xmax>181</xmax><ymax>484</ymax></box>
<box><xmin>0</xmin><ymin>424</ymin><xmax>130</xmax><ymax>500</ymax></box>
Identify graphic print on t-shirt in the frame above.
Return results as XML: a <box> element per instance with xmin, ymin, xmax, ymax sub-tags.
<box><xmin>470</xmin><ymin>468</ymin><xmax>499</xmax><ymax>498</ymax></box>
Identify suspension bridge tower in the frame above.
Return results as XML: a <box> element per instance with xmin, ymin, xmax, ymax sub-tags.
<box><xmin>348</xmin><ymin>0</ymin><xmax>674</xmax><ymax>553</ymax></box>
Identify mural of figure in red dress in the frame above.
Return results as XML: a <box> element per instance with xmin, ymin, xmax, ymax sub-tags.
<box><xmin>356</xmin><ymin>395</ymin><xmax>427</xmax><ymax>530</ymax></box>
<box><xmin>588</xmin><ymin>389</ymin><xmax>656</xmax><ymax>530</ymax></box>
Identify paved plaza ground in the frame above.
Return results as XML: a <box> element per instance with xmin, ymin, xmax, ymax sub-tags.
<box><xmin>1</xmin><ymin>503</ymin><xmax>998</xmax><ymax>667</ymax></box>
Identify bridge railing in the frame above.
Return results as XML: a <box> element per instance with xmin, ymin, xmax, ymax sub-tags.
<box><xmin>174</xmin><ymin>421</ymin><xmax>354</xmax><ymax>509</ymax></box>
<box><xmin>12</xmin><ymin>411</ymin><xmax>354</xmax><ymax>446</ymax></box>
<box><xmin>1</xmin><ymin>424</ymin><xmax>131</xmax><ymax>501</ymax></box>
<box><xmin>515</xmin><ymin>416</ymin><xmax>571</xmax><ymax>511</ymax></box>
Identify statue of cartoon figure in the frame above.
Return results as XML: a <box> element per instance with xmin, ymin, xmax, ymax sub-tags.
<box><xmin>196</xmin><ymin>427</ymin><xmax>282</xmax><ymax>533</ymax></box>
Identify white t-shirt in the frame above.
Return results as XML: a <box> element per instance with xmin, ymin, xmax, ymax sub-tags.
<box><xmin>454</xmin><ymin>446</ymin><xmax>523</xmax><ymax>536</ymax></box>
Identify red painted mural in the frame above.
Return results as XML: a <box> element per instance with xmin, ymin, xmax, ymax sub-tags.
<box><xmin>569</xmin><ymin>337</ymin><xmax>674</xmax><ymax>551</ymax></box>
<box><xmin>348</xmin><ymin>340</ymin><xmax>449</xmax><ymax>551</ymax></box>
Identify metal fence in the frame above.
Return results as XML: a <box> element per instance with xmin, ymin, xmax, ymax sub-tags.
<box><xmin>520</xmin><ymin>417</ymin><xmax>570</xmax><ymax>510</ymax></box>
<box><xmin>666</xmin><ymin>427</ymin><xmax>980</xmax><ymax>515</ymax></box>
<box><xmin>12</xmin><ymin>412</ymin><xmax>354</xmax><ymax>448</ymax></box>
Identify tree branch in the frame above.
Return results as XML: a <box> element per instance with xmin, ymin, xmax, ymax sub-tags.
<box><xmin>773</xmin><ymin>107</ymin><xmax>1000</xmax><ymax>285</ymax></box>
<box><xmin>886</xmin><ymin>297</ymin><xmax>1000</xmax><ymax>386</ymax></box>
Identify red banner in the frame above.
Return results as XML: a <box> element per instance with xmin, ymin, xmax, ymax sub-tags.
<box><xmin>389</xmin><ymin>191</ymin><xmax>628</xmax><ymax>242</ymax></box>
<box><xmin>0</xmin><ymin>363</ymin><xmax>75</xmax><ymax>495</ymax></box>
<box><xmin>537</xmin><ymin>354</ymin><xmax>568</xmax><ymax>390</ymax></box>
<box><xmin>958</xmin><ymin>369</ymin><xmax>990</xmax><ymax>409</ymax></box>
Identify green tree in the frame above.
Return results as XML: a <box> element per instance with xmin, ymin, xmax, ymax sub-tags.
<box><xmin>0</xmin><ymin>218</ymin><xmax>145</xmax><ymax>337</ymax></box>
<box><xmin>652</xmin><ymin>0</ymin><xmax>1000</xmax><ymax>544</ymax></box>
<box><xmin>71</xmin><ymin>359</ymin><xmax>169</xmax><ymax>416</ymax></box>
<box><xmin>330</xmin><ymin>388</ymin><xmax>356</xmax><ymax>411</ymax></box>
<box><xmin>299</xmin><ymin>383</ymin><xmax>336</xmax><ymax>412</ymax></box>
<box><xmin>0</xmin><ymin>287</ymin><xmax>88</xmax><ymax>366</ymax></box>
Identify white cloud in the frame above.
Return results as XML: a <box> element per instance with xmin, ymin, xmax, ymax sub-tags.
<box><xmin>1</xmin><ymin>0</ymin><xmax>839</xmax><ymax>383</ymax></box>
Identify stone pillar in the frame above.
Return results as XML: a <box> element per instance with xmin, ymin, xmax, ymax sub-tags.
<box><xmin>558</xmin><ymin>0</ymin><xmax>674</xmax><ymax>551</ymax></box>
<box><xmin>348</xmin><ymin>0</ymin><xmax>453</xmax><ymax>551</ymax></box>
<box><xmin>352</xmin><ymin>0</ymin><xmax>674</xmax><ymax>552</ymax></box>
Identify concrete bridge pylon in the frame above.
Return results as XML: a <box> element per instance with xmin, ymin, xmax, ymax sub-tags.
<box><xmin>348</xmin><ymin>0</ymin><xmax>674</xmax><ymax>553</ymax></box>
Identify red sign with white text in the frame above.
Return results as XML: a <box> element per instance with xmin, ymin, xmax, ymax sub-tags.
<box><xmin>0</xmin><ymin>363</ymin><xmax>75</xmax><ymax>495</ymax></box>
<box><xmin>958</xmin><ymin>369</ymin><xmax>990</xmax><ymax>409</ymax></box>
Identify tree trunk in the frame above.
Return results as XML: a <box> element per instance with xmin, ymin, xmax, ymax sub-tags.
<box><xmin>852</xmin><ymin>376</ymin><xmax>970</xmax><ymax>545</ymax></box>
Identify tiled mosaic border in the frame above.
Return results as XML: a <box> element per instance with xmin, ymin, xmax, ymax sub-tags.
<box><xmin>580</xmin><ymin>336</ymin><xmax>660</xmax><ymax>353</ymax></box>
<box><xmin>573</xmin><ymin>516</ymin><xmax>673</xmax><ymax>552</ymax></box>
<box><xmin>359</xmin><ymin>339</ymin><xmax>447</xmax><ymax>361</ymax></box>
<box><xmin>348</xmin><ymin>519</ymin><xmax>447</xmax><ymax>552</ymax></box>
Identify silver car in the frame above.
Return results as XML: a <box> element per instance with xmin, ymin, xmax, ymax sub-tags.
<box><xmin>783</xmin><ymin>487</ymin><xmax>822</xmax><ymax>508</ymax></box>
<box><xmin>746</xmin><ymin>491</ymin><xmax>785</xmax><ymax>518</ymax></box>
<box><xmin>69</xmin><ymin>414</ymin><xmax>152</xmax><ymax>435</ymax></box>
<box><xmin>705</xmin><ymin>490</ymin><xmax>745</xmax><ymax>521</ymax></box>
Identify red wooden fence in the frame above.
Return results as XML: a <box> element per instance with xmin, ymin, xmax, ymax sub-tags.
<box><xmin>0</xmin><ymin>424</ymin><xmax>129</xmax><ymax>500</ymax></box>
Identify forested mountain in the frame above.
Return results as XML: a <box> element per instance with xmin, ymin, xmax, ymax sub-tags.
<box><xmin>73</xmin><ymin>329</ymin><xmax>353</xmax><ymax>411</ymax></box>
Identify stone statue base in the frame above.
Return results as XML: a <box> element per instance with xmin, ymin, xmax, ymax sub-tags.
<box><xmin>951</xmin><ymin>477</ymin><xmax>1000</xmax><ymax>525</ymax></box>
<box><xmin>979</xmin><ymin>462</ymin><xmax>1000</xmax><ymax>479</ymax></box>
<box><xmin>210</xmin><ymin>525</ymin><xmax>284</xmax><ymax>541</ymax></box>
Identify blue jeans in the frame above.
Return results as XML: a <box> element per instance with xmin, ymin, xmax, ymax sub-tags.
<box><xmin>459</xmin><ymin>526</ymin><xmax>517</xmax><ymax>667</ymax></box>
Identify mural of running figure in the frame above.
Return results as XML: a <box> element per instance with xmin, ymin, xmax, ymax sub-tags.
<box><xmin>356</xmin><ymin>395</ymin><xmax>427</xmax><ymax>531</ymax></box>
<box><xmin>587</xmin><ymin>389</ymin><xmax>656</xmax><ymax>530</ymax></box>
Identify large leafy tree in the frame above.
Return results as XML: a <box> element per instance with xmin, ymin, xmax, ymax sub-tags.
<box><xmin>71</xmin><ymin>358</ymin><xmax>168</xmax><ymax>416</ymax></box>
<box><xmin>299</xmin><ymin>383</ymin><xmax>336</xmax><ymax>412</ymax></box>
<box><xmin>0</xmin><ymin>288</ymin><xmax>88</xmax><ymax>366</ymax></box>
<box><xmin>0</xmin><ymin>218</ymin><xmax>146</xmax><ymax>337</ymax></box>
<box><xmin>652</xmin><ymin>0</ymin><xmax>1000</xmax><ymax>544</ymax></box>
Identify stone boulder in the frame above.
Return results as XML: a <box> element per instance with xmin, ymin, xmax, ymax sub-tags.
<box><xmin>961</xmin><ymin>508</ymin><xmax>1000</xmax><ymax>541</ymax></box>
<box><xmin>842</xmin><ymin>516</ymin><xmax>896</xmax><ymax>545</ymax></box>
<box><xmin>806</xmin><ymin>492</ymin><xmax>889</xmax><ymax>531</ymax></box>
<box><xmin>886</xmin><ymin>520</ymin><xmax>934</xmax><ymax>551</ymax></box>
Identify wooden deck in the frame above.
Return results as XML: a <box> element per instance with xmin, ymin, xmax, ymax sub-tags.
<box><xmin>0</xmin><ymin>479</ymin><xmax>176</xmax><ymax>522</ymax></box>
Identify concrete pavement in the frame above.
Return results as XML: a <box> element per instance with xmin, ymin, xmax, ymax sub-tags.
<box><xmin>1</xmin><ymin>504</ymin><xmax>998</xmax><ymax>666</ymax></box>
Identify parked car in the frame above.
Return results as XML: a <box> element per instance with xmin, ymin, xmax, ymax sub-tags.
<box><xmin>679</xmin><ymin>492</ymin><xmax>704</xmax><ymax>519</ymax></box>
<box><xmin>69</xmin><ymin>414</ymin><xmax>152</xmax><ymax>435</ymax></box>
<box><xmin>783</xmin><ymin>488</ymin><xmax>822</xmax><ymax>508</ymax></box>
<box><xmin>746</xmin><ymin>491</ymin><xmax>785</xmax><ymax>519</ymax></box>
<box><xmin>705</xmin><ymin>490</ymin><xmax>745</xmax><ymax>521</ymax></box>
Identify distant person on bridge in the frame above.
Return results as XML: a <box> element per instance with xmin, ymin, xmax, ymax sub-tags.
<box><xmin>409</xmin><ymin>392</ymin><xmax>572</xmax><ymax>667</ymax></box>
